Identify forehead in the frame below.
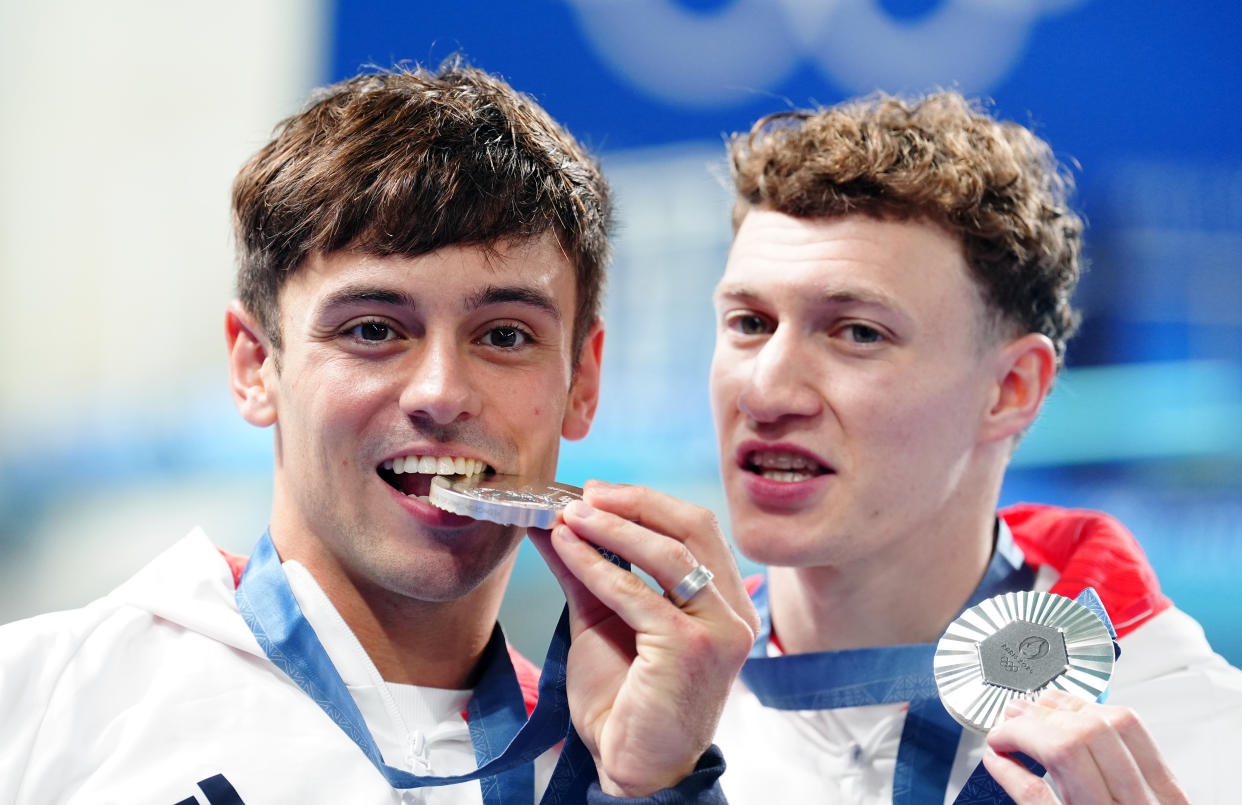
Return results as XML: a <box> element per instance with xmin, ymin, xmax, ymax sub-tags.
<box><xmin>718</xmin><ymin>210</ymin><xmax>985</xmax><ymax>320</ymax></box>
<box><xmin>283</xmin><ymin>233</ymin><xmax>577</xmax><ymax>313</ymax></box>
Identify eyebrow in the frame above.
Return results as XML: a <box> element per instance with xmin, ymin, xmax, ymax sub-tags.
<box><xmin>317</xmin><ymin>287</ymin><xmax>418</xmax><ymax>317</ymax></box>
<box><xmin>314</xmin><ymin>284</ymin><xmax>562</xmax><ymax>322</ymax></box>
<box><xmin>716</xmin><ymin>283</ymin><xmax>898</xmax><ymax>311</ymax></box>
<box><xmin>464</xmin><ymin>285</ymin><xmax>562</xmax><ymax>322</ymax></box>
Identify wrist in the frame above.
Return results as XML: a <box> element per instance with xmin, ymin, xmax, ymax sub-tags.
<box><xmin>590</xmin><ymin>745</ymin><xmax>726</xmax><ymax>802</ymax></box>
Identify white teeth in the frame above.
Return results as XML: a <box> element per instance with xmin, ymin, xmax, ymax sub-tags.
<box><xmin>760</xmin><ymin>470</ymin><xmax>813</xmax><ymax>483</ymax></box>
<box><xmin>751</xmin><ymin>450</ymin><xmax>822</xmax><ymax>472</ymax></box>
<box><xmin>762</xmin><ymin>451</ymin><xmax>792</xmax><ymax>469</ymax></box>
<box><xmin>387</xmin><ymin>454</ymin><xmax>487</xmax><ymax>477</ymax></box>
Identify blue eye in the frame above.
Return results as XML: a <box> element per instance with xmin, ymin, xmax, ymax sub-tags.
<box><xmin>842</xmin><ymin>324</ymin><xmax>883</xmax><ymax>344</ymax></box>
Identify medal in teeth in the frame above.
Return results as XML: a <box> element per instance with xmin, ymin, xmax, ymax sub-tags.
<box><xmin>428</xmin><ymin>475</ymin><xmax>583</xmax><ymax>528</ymax></box>
<box><xmin>933</xmin><ymin>590</ymin><xmax>1116</xmax><ymax>732</ymax></box>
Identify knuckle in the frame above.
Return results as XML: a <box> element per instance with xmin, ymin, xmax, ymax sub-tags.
<box><xmin>681</xmin><ymin>626</ymin><xmax>716</xmax><ymax>658</ymax></box>
<box><xmin>1042</xmin><ymin>737</ymin><xmax>1078</xmax><ymax>769</ymax></box>
<box><xmin>1105</xmin><ymin>705</ymin><xmax>1141</xmax><ymax>734</ymax></box>
<box><xmin>693</xmin><ymin>507</ymin><xmax>721</xmax><ymax>534</ymax></box>
<box><xmin>1019</xmin><ymin>776</ymin><xmax>1051</xmax><ymax>803</ymax></box>
<box><xmin>661</xmin><ymin>539</ymin><xmax>697</xmax><ymax>570</ymax></box>
<box><xmin>676</xmin><ymin>614</ymin><xmax>754</xmax><ymax>672</ymax></box>
<box><xmin>740</xmin><ymin>600</ymin><xmax>762</xmax><ymax>638</ymax></box>
<box><xmin>725</xmin><ymin>617</ymin><xmax>758</xmax><ymax>660</ymax></box>
<box><xmin>1077</xmin><ymin>717</ymin><xmax>1110</xmax><ymax>743</ymax></box>
<box><xmin>664</xmin><ymin>622</ymin><xmax>717</xmax><ymax>676</ymax></box>
<box><xmin>606</xmin><ymin>566</ymin><xmax>649</xmax><ymax>600</ymax></box>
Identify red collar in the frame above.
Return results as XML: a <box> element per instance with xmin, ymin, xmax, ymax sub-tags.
<box><xmin>1002</xmin><ymin>503</ymin><xmax>1171</xmax><ymax>636</ymax></box>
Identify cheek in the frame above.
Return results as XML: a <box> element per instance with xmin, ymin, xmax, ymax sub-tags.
<box><xmin>864</xmin><ymin>374</ymin><xmax>981</xmax><ymax>462</ymax></box>
<box><xmin>293</xmin><ymin>362</ymin><xmax>392</xmax><ymax>441</ymax></box>
<box><xmin>486</xmin><ymin>369</ymin><xmax>564</xmax><ymax>431</ymax></box>
<box><xmin>708</xmin><ymin>357</ymin><xmax>742</xmax><ymax>420</ymax></box>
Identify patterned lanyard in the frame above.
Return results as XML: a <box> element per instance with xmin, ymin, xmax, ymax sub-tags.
<box><xmin>236</xmin><ymin>531</ymin><xmax>589</xmax><ymax>804</ymax></box>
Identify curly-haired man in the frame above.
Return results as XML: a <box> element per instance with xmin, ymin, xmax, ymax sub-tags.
<box><xmin>706</xmin><ymin>92</ymin><xmax>1242</xmax><ymax>803</ymax></box>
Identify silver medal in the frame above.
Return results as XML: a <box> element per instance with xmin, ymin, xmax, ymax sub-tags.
<box><xmin>428</xmin><ymin>474</ymin><xmax>583</xmax><ymax>528</ymax></box>
<box><xmin>933</xmin><ymin>590</ymin><xmax>1115</xmax><ymax>732</ymax></box>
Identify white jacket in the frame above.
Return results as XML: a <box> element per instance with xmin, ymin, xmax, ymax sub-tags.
<box><xmin>0</xmin><ymin>530</ymin><xmax>554</xmax><ymax>805</ymax></box>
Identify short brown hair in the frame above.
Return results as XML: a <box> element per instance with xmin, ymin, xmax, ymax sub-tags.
<box><xmin>232</xmin><ymin>61</ymin><xmax>612</xmax><ymax>359</ymax></box>
<box><xmin>728</xmin><ymin>91</ymin><xmax>1082</xmax><ymax>363</ymax></box>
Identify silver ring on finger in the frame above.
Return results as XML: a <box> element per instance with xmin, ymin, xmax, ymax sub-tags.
<box><xmin>666</xmin><ymin>564</ymin><xmax>714</xmax><ymax>608</ymax></box>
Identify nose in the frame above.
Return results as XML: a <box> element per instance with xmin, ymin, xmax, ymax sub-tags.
<box><xmin>398</xmin><ymin>334</ymin><xmax>482</xmax><ymax>427</ymax></box>
<box><xmin>735</xmin><ymin>329</ymin><xmax>822</xmax><ymax>425</ymax></box>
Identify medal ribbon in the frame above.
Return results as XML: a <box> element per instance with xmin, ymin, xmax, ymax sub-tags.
<box><xmin>741</xmin><ymin>522</ymin><xmax>1117</xmax><ymax>805</ymax></box>
<box><xmin>236</xmin><ymin>531</ymin><xmax>580</xmax><ymax>803</ymax></box>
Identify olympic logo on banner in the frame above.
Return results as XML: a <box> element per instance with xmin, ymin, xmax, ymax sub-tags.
<box><xmin>563</xmin><ymin>0</ymin><xmax>1087</xmax><ymax>107</ymax></box>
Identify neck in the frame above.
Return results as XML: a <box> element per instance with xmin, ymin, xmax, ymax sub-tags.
<box><xmin>270</xmin><ymin>534</ymin><xmax>515</xmax><ymax>690</ymax></box>
<box><xmin>768</xmin><ymin>497</ymin><xmax>998</xmax><ymax>655</ymax></box>
<box><xmin>334</xmin><ymin>567</ymin><xmax>514</xmax><ymax>689</ymax></box>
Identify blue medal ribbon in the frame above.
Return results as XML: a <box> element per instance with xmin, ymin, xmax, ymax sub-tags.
<box><xmin>235</xmin><ymin>531</ymin><xmax>581</xmax><ymax>803</ymax></box>
<box><xmin>741</xmin><ymin>521</ymin><xmax>1117</xmax><ymax>805</ymax></box>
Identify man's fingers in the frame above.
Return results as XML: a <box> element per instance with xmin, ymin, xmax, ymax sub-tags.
<box><xmin>1033</xmin><ymin>692</ymin><xmax>1189</xmax><ymax>805</ymax></box>
<box><xmin>988</xmin><ymin>696</ymin><xmax>1190</xmax><ymax>805</ymax></box>
<box><xmin>988</xmin><ymin>699</ymin><xmax>1115</xmax><ymax>804</ymax></box>
<box><xmin>564</xmin><ymin>501</ymin><xmax>698</xmax><ymax>594</ymax></box>
<box><xmin>559</xmin><ymin>499</ymin><xmax>736</xmax><ymax>629</ymax></box>
<box><xmin>548</xmin><ymin>521</ymin><xmax>696</xmax><ymax>636</ymax></box>
<box><xmin>981</xmin><ymin>748</ymin><xmax>1060</xmax><ymax>805</ymax></box>
<box><xmin>1108</xmin><ymin>714</ymin><xmax>1189</xmax><ymax>805</ymax></box>
<box><xmin>581</xmin><ymin>481</ymin><xmax>759</xmax><ymax>634</ymax></box>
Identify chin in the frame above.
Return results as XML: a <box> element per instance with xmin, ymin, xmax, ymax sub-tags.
<box><xmin>371</xmin><ymin>554</ymin><xmax>503</xmax><ymax>603</ymax></box>
<box><xmin>733</xmin><ymin>514</ymin><xmax>856</xmax><ymax>570</ymax></box>
<box><xmin>733</xmin><ymin>521</ymin><xmax>807</xmax><ymax>567</ymax></box>
<box><xmin>360</xmin><ymin>527</ymin><xmax>520</xmax><ymax>600</ymax></box>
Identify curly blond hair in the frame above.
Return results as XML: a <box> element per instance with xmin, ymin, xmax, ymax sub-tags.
<box><xmin>728</xmin><ymin>91</ymin><xmax>1082</xmax><ymax>363</ymax></box>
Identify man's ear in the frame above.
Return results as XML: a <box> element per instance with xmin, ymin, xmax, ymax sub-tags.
<box><xmin>981</xmin><ymin>332</ymin><xmax>1056</xmax><ymax>444</ymax></box>
<box><xmin>562</xmin><ymin>321</ymin><xmax>605</xmax><ymax>442</ymax></box>
<box><xmin>226</xmin><ymin>300</ymin><xmax>277</xmax><ymax>428</ymax></box>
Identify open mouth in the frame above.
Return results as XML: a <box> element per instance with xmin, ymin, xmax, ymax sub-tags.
<box><xmin>743</xmin><ymin>449</ymin><xmax>831</xmax><ymax>483</ymax></box>
<box><xmin>378</xmin><ymin>454</ymin><xmax>494</xmax><ymax>501</ymax></box>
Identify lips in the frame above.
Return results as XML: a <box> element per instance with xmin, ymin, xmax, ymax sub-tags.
<box><xmin>732</xmin><ymin>442</ymin><xmax>834</xmax><ymax>510</ymax></box>
<box><xmin>739</xmin><ymin>444</ymin><xmax>832</xmax><ymax>482</ymax></box>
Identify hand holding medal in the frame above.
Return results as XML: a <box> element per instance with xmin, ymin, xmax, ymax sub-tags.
<box><xmin>935</xmin><ymin>591</ymin><xmax>1189</xmax><ymax>804</ymax></box>
<box><xmin>933</xmin><ymin>590</ymin><xmax>1116</xmax><ymax>733</ymax></box>
<box><xmin>431</xmin><ymin>476</ymin><xmax>760</xmax><ymax>797</ymax></box>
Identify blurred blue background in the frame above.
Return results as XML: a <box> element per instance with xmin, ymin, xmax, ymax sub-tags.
<box><xmin>2</xmin><ymin>0</ymin><xmax>1238</xmax><ymax>664</ymax></box>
